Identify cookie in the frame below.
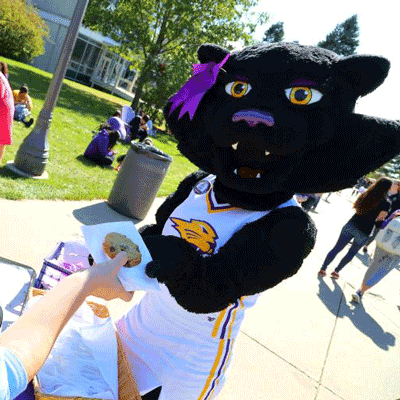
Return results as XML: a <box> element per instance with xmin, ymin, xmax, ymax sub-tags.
<box><xmin>102</xmin><ymin>232</ymin><xmax>142</xmax><ymax>267</ymax></box>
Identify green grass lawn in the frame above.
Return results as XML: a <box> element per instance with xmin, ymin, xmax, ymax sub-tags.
<box><xmin>0</xmin><ymin>58</ymin><xmax>197</xmax><ymax>200</ymax></box>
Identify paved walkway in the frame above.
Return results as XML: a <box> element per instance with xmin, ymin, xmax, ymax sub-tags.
<box><xmin>1</xmin><ymin>191</ymin><xmax>399</xmax><ymax>400</ymax></box>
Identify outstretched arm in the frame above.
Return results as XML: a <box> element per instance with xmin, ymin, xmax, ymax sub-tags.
<box><xmin>0</xmin><ymin>253</ymin><xmax>132</xmax><ymax>384</ymax></box>
<box><xmin>145</xmin><ymin>206</ymin><xmax>317</xmax><ymax>313</ymax></box>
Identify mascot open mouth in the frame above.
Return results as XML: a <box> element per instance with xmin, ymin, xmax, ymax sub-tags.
<box><xmin>234</xmin><ymin>166</ymin><xmax>264</xmax><ymax>179</ymax></box>
<box><xmin>209</xmin><ymin>108</ymin><xmax>299</xmax><ymax>192</ymax></box>
<box><xmin>211</xmin><ymin>107</ymin><xmax>302</xmax><ymax>193</ymax></box>
<box><xmin>231</xmin><ymin>153</ymin><xmax>283</xmax><ymax>180</ymax></box>
<box><xmin>231</xmin><ymin>142</ymin><xmax>282</xmax><ymax>180</ymax></box>
<box><xmin>215</xmin><ymin>140</ymin><xmax>299</xmax><ymax>194</ymax></box>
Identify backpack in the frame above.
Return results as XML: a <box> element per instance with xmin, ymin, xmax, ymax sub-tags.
<box><xmin>375</xmin><ymin>217</ymin><xmax>400</xmax><ymax>255</ymax></box>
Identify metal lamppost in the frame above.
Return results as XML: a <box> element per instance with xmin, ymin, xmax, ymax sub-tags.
<box><xmin>7</xmin><ymin>0</ymin><xmax>90</xmax><ymax>179</ymax></box>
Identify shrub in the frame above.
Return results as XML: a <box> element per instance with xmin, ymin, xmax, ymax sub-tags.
<box><xmin>0</xmin><ymin>0</ymin><xmax>49</xmax><ymax>62</ymax></box>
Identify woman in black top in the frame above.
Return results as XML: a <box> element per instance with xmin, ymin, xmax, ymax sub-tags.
<box><xmin>361</xmin><ymin>180</ymin><xmax>400</xmax><ymax>253</ymax></box>
<box><xmin>318</xmin><ymin>177</ymin><xmax>392</xmax><ymax>278</ymax></box>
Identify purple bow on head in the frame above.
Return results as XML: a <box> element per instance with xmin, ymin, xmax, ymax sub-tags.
<box><xmin>168</xmin><ymin>53</ymin><xmax>230</xmax><ymax>120</ymax></box>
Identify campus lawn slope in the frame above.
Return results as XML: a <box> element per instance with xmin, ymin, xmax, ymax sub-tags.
<box><xmin>0</xmin><ymin>58</ymin><xmax>197</xmax><ymax>200</ymax></box>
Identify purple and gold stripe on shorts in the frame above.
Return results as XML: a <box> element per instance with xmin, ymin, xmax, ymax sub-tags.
<box><xmin>198</xmin><ymin>298</ymin><xmax>245</xmax><ymax>399</ymax></box>
<box><xmin>212</xmin><ymin>298</ymin><xmax>244</xmax><ymax>339</ymax></box>
<box><xmin>219</xmin><ymin>301</ymin><xmax>240</xmax><ymax>339</ymax></box>
<box><xmin>196</xmin><ymin>338</ymin><xmax>234</xmax><ymax>400</ymax></box>
<box><xmin>207</xmin><ymin>339</ymin><xmax>235</xmax><ymax>399</ymax></box>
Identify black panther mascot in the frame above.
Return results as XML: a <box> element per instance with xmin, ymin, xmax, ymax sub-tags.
<box><xmin>116</xmin><ymin>43</ymin><xmax>400</xmax><ymax>400</ymax></box>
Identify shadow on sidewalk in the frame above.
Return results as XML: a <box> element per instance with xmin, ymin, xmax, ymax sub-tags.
<box><xmin>317</xmin><ymin>277</ymin><xmax>396</xmax><ymax>350</ymax></box>
<box><xmin>73</xmin><ymin>201</ymin><xmax>139</xmax><ymax>225</ymax></box>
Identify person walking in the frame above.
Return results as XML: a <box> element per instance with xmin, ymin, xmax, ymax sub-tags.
<box><xmin>318</xmin><ymin>177</ymin><xmax>392</xmax><ymax>279</ymax></box>
<box><xmin>362</xmin><ymin>180</ymin><xmax>399</xmax><ymax>254</ymax></box>
<box><xmin>352</xmin><ymin>209</ymin><xmax>400</xmax><ymax>302</ymax></box>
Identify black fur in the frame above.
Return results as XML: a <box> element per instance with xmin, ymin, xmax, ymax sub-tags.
<box><xmin>141</xmin><ymin>42</ymin><xmax>400</xmax><ymax>313</ymax></box>
<box><xmin>145</xmin><ymin>206</ymin><xmax>316</xmax><ymax>313</ymax></box>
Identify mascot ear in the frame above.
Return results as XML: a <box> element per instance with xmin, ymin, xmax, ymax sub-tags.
<box><xmin>335</xmin><ymin>55</ymin><xmax>390</xmax><ymax>97</ymax></box>
<box><xmin>198</xmin><ymin>44</ymin><xmax>230</xmax><ymax>64</ymax></box>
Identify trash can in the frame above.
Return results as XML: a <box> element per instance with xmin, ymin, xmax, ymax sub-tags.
<box><xmin>108</xmin><ymin>142</ymin><xmax>173</xmax><ymax>220</ymax></box>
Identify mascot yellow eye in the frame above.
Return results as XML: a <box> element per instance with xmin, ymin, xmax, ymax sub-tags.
<box><xmin>225</xmin><ymin>81</ymin><xmax>252</xmax><ymax>98</ymax></box>
<box><xmin>285</xmin><ymin>87</ymin><xmax>323</xmax><ymax>105</ymax></box>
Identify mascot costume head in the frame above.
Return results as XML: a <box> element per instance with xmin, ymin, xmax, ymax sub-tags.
<box><xmin>165</xmin><ymin>42</ymin><xmax>399</xmax><ymax>209</ymax></box>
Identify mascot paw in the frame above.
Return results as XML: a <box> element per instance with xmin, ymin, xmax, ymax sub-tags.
<box><xmin>145</xmin><ymin>260</ymin><xmax>168</xmax><ymax>281</ymax></box>
<box><xmin>143</xmin><ymin>235</ymin><xmax>199</xmax><ymax>284</ymax></box>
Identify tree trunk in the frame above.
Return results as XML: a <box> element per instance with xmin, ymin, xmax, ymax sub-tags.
<box><xmin>131</xmin><ymin>10</ymin><xmax>169</xmax><ymax>111</ymax></box>
<box><xmin>130</xmin><ymin>59</ymin><xmax>152</xmax><ymax>110</ymax></box>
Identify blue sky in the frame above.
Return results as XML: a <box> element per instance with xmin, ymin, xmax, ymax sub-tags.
<box><xmin>251</xmin><ymin>0</ymin><xmax>399</xmax><ymax>119</ymax></box>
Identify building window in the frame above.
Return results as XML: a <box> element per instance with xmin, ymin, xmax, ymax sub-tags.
<box><xmin>67</xmin><ymin>35</ymin><xmax>102</xmax><ymax>85</ymax></box>
<box><xmin>71</xmin><ymin>38</ymin><xmax>87</xmax><ymax>63</ymax></box>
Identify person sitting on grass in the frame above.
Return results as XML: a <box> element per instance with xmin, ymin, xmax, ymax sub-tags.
<box><xmin>83</xmin><ymin>126</ymin><xmax>119</xmax><ymax>167</ymax></box>
<box><xmin>107</xmin><ymin>110</ymin><xmax>128</xmax><ymax>142</ymax></box>
<box><xmin>129</xmin><ymin>113</ymin><xmax>150</xmax><ymax>142</ymax></box>
<box><xmin>12</xmin><ymin>85</ymin><xmax>34</xmax><ymax>128</ymax></box>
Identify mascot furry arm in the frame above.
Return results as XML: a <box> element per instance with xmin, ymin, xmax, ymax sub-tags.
<box><xmin>141</xmin><ymin>42</ymin><xmax>400</xmax><ymax>314</ymax></box>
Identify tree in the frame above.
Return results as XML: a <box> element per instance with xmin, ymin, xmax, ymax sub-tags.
<box><xmin>140</xmin><ymin>54</ymin><xmax>192</xmax><ymax>123</ymax></box>
<box><xmin>0</xmin><ymin>0</ymin><xmax>48</xmax><ymax>62</ymax></box>
<box><xmin>84</xmin><ymin>0</ymin><xmax>267</xmax><ymax>112</ymax></box>
<box><xmin>317</xmin><ymin>14</ymin><xmax>359</xmax><ymax>56</ymax></box>
<box><xmin>263</xmin><ymin>22</ymin><xmax>284</xmax><ymax>43</ymax></box>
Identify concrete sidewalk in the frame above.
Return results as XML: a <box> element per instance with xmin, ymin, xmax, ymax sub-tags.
<box><xmin>1</xmin><ymin>192</ymin><xmax>400</xmax><ymax>400</ymax></box>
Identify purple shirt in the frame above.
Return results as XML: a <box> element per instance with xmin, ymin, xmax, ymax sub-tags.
<box><xmin>107</xmin><ymin>117</ymin><xmax>126</xmax><ymax>140</ymax></box>
<box><xmin>84</xmin><ymin>130</ymin><xmax>113</xmax><ymax>158</ymax></box>
<box><xmin>381</xmin><ymin>210</ymin><xmax>400</xmax><ymax>229</ymax></box>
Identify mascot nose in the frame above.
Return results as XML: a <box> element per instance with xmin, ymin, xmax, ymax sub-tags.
<box><xmin>232</xmin><ymin>110</ymin><xmax>274</xmax><ymax>127</ymax></box>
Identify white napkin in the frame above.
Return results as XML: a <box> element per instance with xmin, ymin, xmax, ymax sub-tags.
<box><xmin>81</xmin><ymin>222</ymin><xmax>160</xmax><ymax>291</ymax></box>
<box><xmin>36</xmin><ymin>301</ymin><xmax>118</xmax><ymax>399</ymax></box>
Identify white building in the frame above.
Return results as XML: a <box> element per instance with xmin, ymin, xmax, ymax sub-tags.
<box><xmin>30</xmin><ymin>0</ymin><xmax>136</xmax><ymax>101</ymax></box>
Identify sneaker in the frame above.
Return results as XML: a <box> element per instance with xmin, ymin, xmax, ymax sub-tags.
<box><xmin>352</xmin><ymin>290</ymin><xmax>363</xmax><ymax>303</ymax></box>
<box><xmin>318</xmin><ymin>269</ymin><xmax>327</xmax><ymax>277</ymax></box>
<box><xmin>331</xmin><ymin>271</ymin><xmax>340</xmax><ymax>279</ymax></box>
<box><xmin>24</xmin><ymin>118</ymin><xmax>34</xmax><ymax>128</ymax></box>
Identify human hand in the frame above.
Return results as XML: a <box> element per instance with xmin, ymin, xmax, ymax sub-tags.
<box><xmin>80</xmin><ymin>252</ymin><xmax>133</xmax><ymax>301</ymax></box>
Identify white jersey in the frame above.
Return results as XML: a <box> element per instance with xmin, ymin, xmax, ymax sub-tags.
<box><xmin>117</xmin><ymin>175</ymin><xmax>298</xmax><ymax>400</ymax></box>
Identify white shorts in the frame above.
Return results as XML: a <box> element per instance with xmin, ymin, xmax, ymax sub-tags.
<box><xmin>116</xmin><ymin>316</ymin><xmax>230</xmax><ymax>400</ymax></box>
